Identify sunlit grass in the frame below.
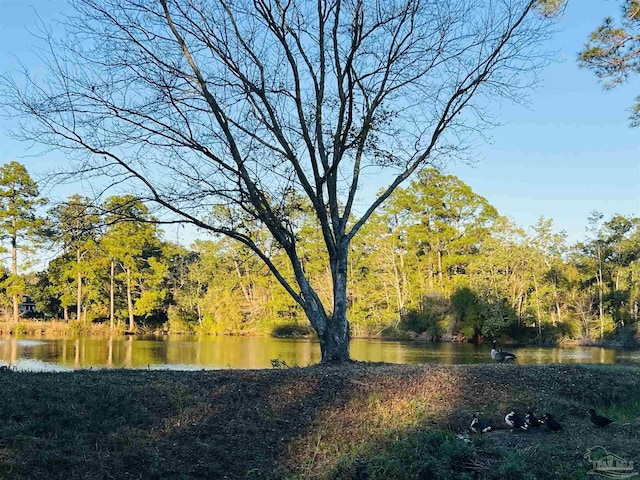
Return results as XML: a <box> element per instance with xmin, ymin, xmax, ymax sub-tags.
<box><xmin>0</xmin><ymin>364</ymin><xmax>637</xmax><ymax>478</ymax></box>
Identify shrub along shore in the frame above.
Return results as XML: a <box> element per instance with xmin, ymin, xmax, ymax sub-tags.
<box><xmin>0</xmin><ymin>363</ymin><xmax>638</xmax><ymax>479</ymax></box>
<box><xmin>2</xmin><ymin>319</ymin><xmax>639</xmax><ymax>350</ymax></box>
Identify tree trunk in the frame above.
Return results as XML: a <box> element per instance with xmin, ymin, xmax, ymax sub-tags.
<box><xmin>110</xmin><ymin>258</ymin><xmax>115</xmax><ymax>329</ymax></box>
<box><xmin>233</xmin><ymin>259</ymin><xmax>252</xmax><ymax>303</ymax></box>
<box><xmin>392</xmin><ymin>253</ymin><xmax>404</xmax><ymax>313</ymax></box>
<box><xmin>318</xmin><ymin>316</ymin><xmax>349</xmax><ymax>362</ymax></box>
<box><xmin>437</xmin><ymin>248</ymin><xmax>444</xmax><ymax>291</ymax></box>
<box><xmin>11</xmin><ymin>225</ymin><xmax>18</xmax><ymax>323</ymax></box>
<box><xmin>126</xmin><ymin>267</ymin><xmax>135</xmax><ymax>332</ymax></box>
<box><xmin>597</xmin><ymin>246</ymin><xmax>604</xmax><ymax>340</ymax></box>
<box><xmin>517</xmin><ymin>295</ymin><xmax>524</xmax><ymax>328</ymax></box>
<box><xmin>428</xmin><ymin>255</ymin><xmax>434</xmax><ymax>291</ymax></box>
<box><xmin>317</xmin><ymin>248</ymin><xmax>350</xmax><ymax>362</ymax></box>
<box><xmin>77</xmin><ymin>248</ymin><xmax>82</xmax><ymax>322</ymax></box>
<box><xmin>551</xmin><ymin>269</ymin><xmax>561</xmax><ymax>327</ymax></box>
<box><xmin>532</xmin><ymin>272</ymin><xmax>542</xmax><ymax>338</ymax></box>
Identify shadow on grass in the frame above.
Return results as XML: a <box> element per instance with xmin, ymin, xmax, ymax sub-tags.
<box><xmin>0</xmin><ymin>363</ymin><xmax>639</xmax><ymax>479</ymax></box>
<box><xmin>0</xmin><ymin>366</ymin><xmax>381</xmax><ymax>478</ymax></box>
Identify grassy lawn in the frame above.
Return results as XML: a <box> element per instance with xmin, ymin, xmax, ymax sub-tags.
<box><xmin>0</xmin><ymin>363</ymin><xmax>638</xmax><ymax>479</ymax></box>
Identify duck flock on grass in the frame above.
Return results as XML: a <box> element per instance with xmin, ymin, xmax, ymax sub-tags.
<box><xmin>477</xmin><ymin>341</ymin><xmax>616</xmax><ymax>435</ymax></box>
<box><xmin>470</xmin><ymin>408</ymin><xmax>614</xmax><ymax>435</ymax></box>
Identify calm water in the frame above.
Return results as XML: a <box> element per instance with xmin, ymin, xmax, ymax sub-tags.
<box><xmin>1</xmin><ymin>336</ymin><xmax>640</xmax><ymax>371</ymax></box>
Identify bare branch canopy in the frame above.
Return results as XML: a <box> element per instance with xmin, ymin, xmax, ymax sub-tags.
<box><xmin>2</xmin><ymin>0</ymin><xmax>556</xmax><ymax>361</ymax></box>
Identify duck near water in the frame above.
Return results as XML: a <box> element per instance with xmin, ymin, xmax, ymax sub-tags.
<box><xmin>588</xmin><ymin>409</ymin><xmax>614</xmax><ymax>427</ymax></box>
<box><xmin>491</xmin><ymin>341</ymin><xmax>517</xmax><ymax>363</ymax></box>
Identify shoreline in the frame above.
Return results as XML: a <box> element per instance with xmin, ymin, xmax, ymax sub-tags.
<box><xmin>1</xmin><ymin>319</ymin><xmax>639</xmax><ymax>349</ymax></box>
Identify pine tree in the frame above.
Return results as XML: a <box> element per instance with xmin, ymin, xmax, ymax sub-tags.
<box><xmin>0</xmin><ymin>162</ymin><xmax>46</xmax><ymax>322</ymax></box>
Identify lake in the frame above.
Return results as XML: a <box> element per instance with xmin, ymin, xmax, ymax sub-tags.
<box><xmin>1</xmin><ymin>335</ymin><xmax>640</xmax><ymax>371</ymax></box>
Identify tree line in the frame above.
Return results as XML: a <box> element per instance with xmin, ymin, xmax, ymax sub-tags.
<box><xmin>1</xmin><ymin>161</ymin><xmax>637</xmax><ymax>343</ymax></box>
<box><xmin>0</xmin><ymin>0</ymin><xmax>633</xmax><ymax>361</ymax></box>
<box><xmin>1</xmin><ymin>0</ymin><xmax>562</xmax><ymax>362</ymax></box>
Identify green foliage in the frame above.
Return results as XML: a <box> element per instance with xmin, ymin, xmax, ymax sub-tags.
<box><xmin>0</xmin><ymin>162</ymin><xmax>47</xmax><ymax>321</ymax></box>
<box><xmin>328</xmin><ymin>431</ymin><xmax>473</xmax><ymax>480</ymax></box>
<box><xmin>67</xmin><ymin>320</ymin><xmax>91</xmax><ymax>337</ymax></box>
<box><xmin>579</xmin><ymin>0</ymin><xmax>640</xmax><ymax>125</ymax></box>
<box><xmin>199</xmin><ymin>283</ymin><xmax>245</xmax><ymax>334</ymax></box>
<box><xmin>2</xmin><ymin>275</ymin><xmax>26</xmax><ymax>299</ymax></box>
<box><xmin>271</xmin><ymin>323</ymin><xmax>313</xmax><ymax>338</ymax></box>
<box><xmin>448</xmin><ymin>286</ymin><xmax>518</xmax><ymax>340</ymax></box>
<box><xmin>166</xmin><ymin>305</ymin><xmax>197</xmax><ymax>333</ymax></box>
<box><xmin>1</xmin><ymin>165</ymin><xmax>637</xmax><ymax>345</ymax></box>
<box><xmin>399</xmin><ymin>296</ymin><xmax>451</xmax><ymax>339</ymax></box>
<box><xmin>560</xmin><ymin>313</ymin><xmax>584</xmax><ymax>339</ymax></box>
<box><xmin>0</xmin><ymin>162</ymin><xmax>46</xmax><ymax>239</ymax></box>
<box><xmin>479</xmin><ymin>300</ymin><xmax>517</xmax><ymax>339</ymax></box>
<box><xmin>535</xmin><ymin>0</ymin><xmax>567</xmax><ymax>17</ymax></box>
<box><xmin>400</xmin><ymin>310</ymin><xmax>439</xmax><ymax>336</ymax></box>
<box><xmin>13</xmin><ymin>322</ymin><xmax>27</xmax><ymax>336</ymax></box>
<box><xmin>101</xmin><ymin>195</ymin><xmax>165</xmax><ymax>329</ymax></box>
<box><xmin>451</xmin><ymin>288</ymin><xmax>482</xmax><ymax>339</ymax></box>
<box><xmin>605</xmin><ymin>322</ymin><xmax>640</xmax><ymax>347</ymax></box>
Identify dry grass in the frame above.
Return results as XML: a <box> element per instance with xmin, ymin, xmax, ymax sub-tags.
<box><xmin>0</xmin><ymin>319</ymin><xmax>117</xmax><ymax>336</ymax></box>
<box><xmin>0</xmin><ymin>363</ymin><xmax>637</xmax><ymax>479</ymax></box>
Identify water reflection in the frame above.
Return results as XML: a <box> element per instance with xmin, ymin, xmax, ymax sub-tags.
<box><xmin>0</xmin><ymin>336</ymin><xmax>637</xmax><ymax>371</ymax></box>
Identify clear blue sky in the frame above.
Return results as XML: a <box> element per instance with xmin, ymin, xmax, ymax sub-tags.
<box><xmin>0</xmin><ymin>0</ymin><xmax>638</xmax><ymax>246</ymax></box>
<box><xmin>448</xmin><ymin>2</ymin><xmax>640</xmax><ymax>244</ymax></box>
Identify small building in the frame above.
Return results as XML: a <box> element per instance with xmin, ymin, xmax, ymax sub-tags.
<box><xmin>18</xmin><ymin>296</ymin><xmax>37</xmax><ymax>315</ymax></box>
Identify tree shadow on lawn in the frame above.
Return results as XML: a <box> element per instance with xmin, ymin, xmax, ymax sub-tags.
<box><xmin>0</xmin><ymin>364</ymin><xmax>468</xmax><ymax>479</ymax></box>
<box><xmin>0</xmin><ymin>366</ymin><xmax>384</xmax><ymax>479</ymax></box>
<box><xmin>142</xmin><ymin>363</ymin><xmax>476</xmax><ymax>479</ymax></box>
<box><xmin>0</xmin><ymin>363</ymin><xmax>639</xmax><ymax>479</ymax></box>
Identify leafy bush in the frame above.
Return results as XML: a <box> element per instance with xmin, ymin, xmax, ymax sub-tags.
<box><xmin>398</xmin><ymin>295</ymin><xmax>450</xmax><ymax>339</ymax></box>
<box><xmin>67</xmin><ymin>320</ymin><xmax>90</xmax><ymax>337</ymax></box>
<box><xmin>14</xmin><ymin>322</ymin><xmax>27</xmax><ymax>336</ymax></box>
<box><xmin>400</xmin><ymin>310</ymin><xmax>441</xmax><ymax>338</ymax></box>
<box><xmin>452</xmin><ymin>288</ymin><xmax>482</xmax><ymax>339</ymax></box>
<box><xmin>479</xmin><ymin>300</ymin><xmax>516</xmax><ymax>339</ymax></box>
<box><xmin>166</xmin><ymin>305</ymin><xmax>197</xmax><ymax>333</ymax></box>
<box><xmin>380</xmin><ymin>325</ymin><xmax>416</xmax><ymax>340</ymax></box>
<box><xmin>271</xmin><ymin>323</ymin><xmax>313</xmax><ymax>337</ymax></box>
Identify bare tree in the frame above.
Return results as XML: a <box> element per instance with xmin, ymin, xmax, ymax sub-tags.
<box><xmin>3</xmin><ymin>0</ymin><xmax>554</xmax><ymax>361</ymax></box>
